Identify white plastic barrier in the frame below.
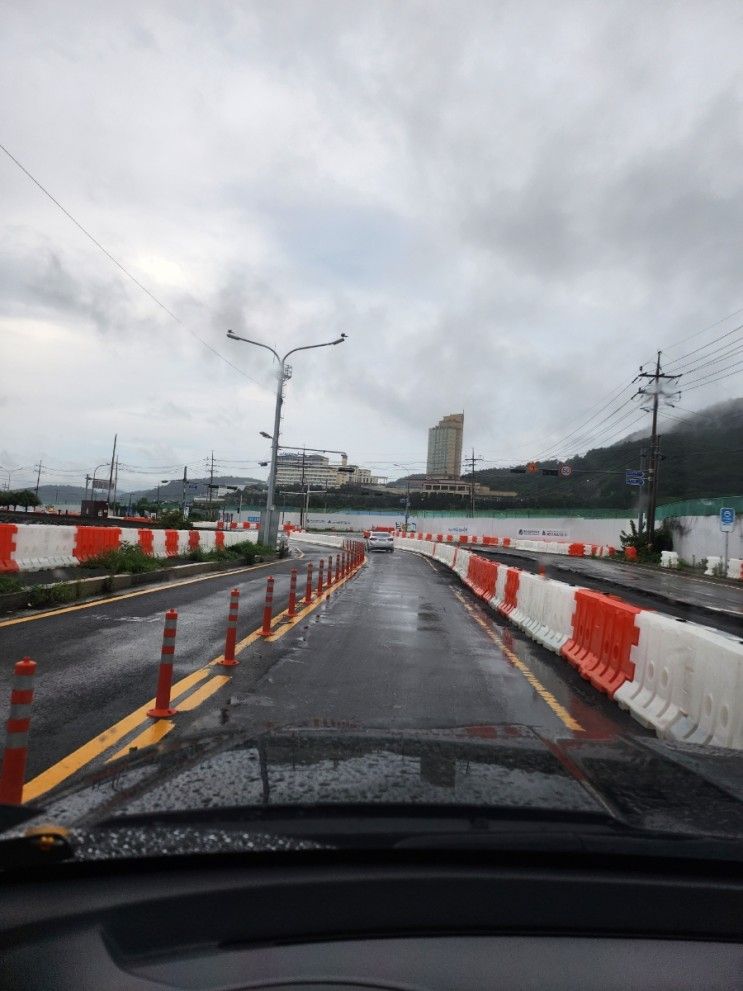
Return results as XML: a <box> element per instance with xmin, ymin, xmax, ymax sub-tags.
<box><xmin>509</xmin><ymin>571</ymin><xmax>544</xmax><ymax>634</ymax></box>
<box><xmin>704</xmin><ymin>555</ymin><xmax>722</xmax><ymax>576</ymax></box>
<box><xmin>12</xmin><ymin>525</ymin><xmax>78</xmax><ymax>570</ymax></box>
<box><xmin>489</xmin><ymin>565</ymin><xmax>509</xmax><ymax>611</ymax></box>
<box><xmin>727</xmin><ymin>558</ymin><xmax>743</xmax><ymax>580</ymax></box>
<box><xmin>538</xmin><ymin>581</ymin><xmax>580</xmax><ymax>652</ymax></box>
<box><xmin>660</xmin><ymin>551</ymin><xmax>680</xmax><ymax>569</ymax></box>
<box><xmin>616</xmin><ymin>612</ymin><xmax>743</xmax><ymax>749</ymax></box>
<box><xmin>290</xmin><ymin>532</ymin><xmax>344</xmax><ymax>550</ymax></box>
<box><xmin>454</xmin><ymin>548</ymin><xmax>471</xmax><ymax>579</ymax></box>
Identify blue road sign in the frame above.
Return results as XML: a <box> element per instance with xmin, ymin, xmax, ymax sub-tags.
<box><xmin>720</xmin><ymin>507</ymin><xmax>736</xmax><ymax>532</ymax></box>
<box><xmin>625</xmin><ymin>470</ymin><xmax>645</xmax><ymax>487</ymax></box>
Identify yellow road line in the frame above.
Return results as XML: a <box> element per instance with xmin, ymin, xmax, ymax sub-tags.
<box><xmin>21</xmin><ymin>666</ymin><xmax>213</xmax><ymax>802</ymax></box>
<box><xmin>263</xmin><ymin>562</ymin><xmax>364</xmax><ymax>642</ymax></box>
<box><xmin>178</xmin><ymin>674</ymin><xmax>231</xmax><ymax>710</ymax></box>
<box><xmin>22</xmin><ymin>560</ymin><xmax>365</xmax><ymax>801</ymax></box>
<box><xmin>105</xmin><ymin>675</ymin><xmax>231</xmax><ymax>763</ymax></box>
<box><xmin>106</xmin><ymin>717</ymin><xmax>174</xmax><ymax>763</ymax></box>
<box><xmin>454</xmin><ymin>590</ymin><xmax>584</xmax><ymax>733</ymax></box>
<box><xmin>0</xmin><ymin>559</ymin><xmax>283</xmax><ymax>629</ymax></box>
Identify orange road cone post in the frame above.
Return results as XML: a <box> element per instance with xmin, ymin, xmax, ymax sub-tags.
<box><xmin>148</xmin><ymin>610</ymin><xmax>179</xmax><ymax>719</ymax></box>
<box><xmin>0</xmin><ymin>657</ymin><xmax>37</xmax><ymax>805</ymax></box>
<box><xmin>305</xmin><ymin>562</ymin><xmax>313</xmax><ymax>605</ymax></box>
<box><xmin>288</xmin><ymin>568</ymin><xmax>298</xmax><ymax>618</ymax></box>
<box><xmin>259</xmin><ymin>576</ymin><xmax>274</xmax><ymax>637</ymax></box>
<box><xmin>220</xmin><ymin>587</ymin><xmax>240</xmax><ymax>667</ymax></box>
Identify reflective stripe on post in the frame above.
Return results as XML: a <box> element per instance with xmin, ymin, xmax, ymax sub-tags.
<box><xmin>0</xmin><ymin>657</ymin><xmax>36</xmax><ymax>805</ymax></box>
<box><xmin>259</xmin><ymin>576</ymin><xmax>274</xmax><ymax>637</ymax></box>
<box><xmin>148</xmin><ymin>610</ymin><xmax>179</xmax><ymax>718</ymax></box>
<box><xmin>220</xmin><ymin>588</ymin><xmax>240</xmax><ymax>667</ymax></box>
<box><xmin>288</xmin><ymin>568</ymin><xmax>298</xmax><ymax>618</ymax></box>
<box><xmin>316</xmin><ymin>559</ymin><xmax>324</xmax><ymax>598</ymax></box>
<box><xmin>305</xmin><ymin>561</ymin><xmax>313</xmax><ymax>605</ymax></box>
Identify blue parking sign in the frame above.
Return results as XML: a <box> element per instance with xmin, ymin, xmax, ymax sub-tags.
<box><xmin>720</xmin><ymin>507</ymin><xmax>736</xmax><ymax>532</ymax></box>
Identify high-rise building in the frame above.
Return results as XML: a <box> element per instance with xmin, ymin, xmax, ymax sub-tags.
<box><xmin>426</xmin><ymin>413</ymin><xmax>464</xmax><ymax>478</ymax></box>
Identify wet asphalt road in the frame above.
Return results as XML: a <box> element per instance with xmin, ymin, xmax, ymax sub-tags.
<box><xmin>0</xmin><ymin>547</ymin><xmax>332</xmax><ymax>779</ymax></box>
<box><xmin>189</xmin><ymin>544</ymin><xmax>647</xmax><ymax>747</ymax></box>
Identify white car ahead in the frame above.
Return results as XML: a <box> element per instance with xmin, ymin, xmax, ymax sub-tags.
<box><xmin>367</xmin><ymin>531</ymin><xmax>394</xmax><ymax>553</ymax></box>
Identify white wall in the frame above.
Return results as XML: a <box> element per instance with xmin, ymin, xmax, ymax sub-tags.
<box><xmin>285</xmin><ymin>511</ymin><xmax>632</xmax><ymax>545</ymax></box>
<box><xmin>670</xmin><ymin>515</ymin><xmax>743</xmax><ymax>563</ymax></box>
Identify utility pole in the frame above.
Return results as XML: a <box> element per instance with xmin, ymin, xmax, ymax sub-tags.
<box><xmin>637</xmin><ymin>448</ymin><xmax>647</xmax><ymax>536</ymax></box>
<box><xmin>298</xmin><ymin>448</ymin><xmax>307</xmax><ymax>529</ymax></box>
<box><xmin>638</xmin><ymin>352</ymin><xmax>679</xmax><ymax>546</ymax></box>
<box><xmin>34</xmin><ymin>461</ymin><xmax>42</xmax><ymax>497</ymax></box>
<box><xmin>106</xmin><ymin>434</ymin><xmax>117</xmax><ymax>507</ymax></box>
<box><xmin>112</xmin><ymin>457</ymin><xmax>119</xmax><ymax>514</ymax></box>
<box><xmin>403</xmin><ymin>478</ymin><xmax>411</xmax><ymax>531</ymax></box>
<box><xmin>465</xmin><ymin>448</ymin><xmax>484</xmax><ymax>519</ymax></box>
<box><xmin>207</xmin><ymin>451</ymin><xmax>215</xmax><ymax>512</ymax></box>
<box><xmin>181</xmin><ymin>466</ymin><xmax>188</xmax><ymax>514</ymax></box>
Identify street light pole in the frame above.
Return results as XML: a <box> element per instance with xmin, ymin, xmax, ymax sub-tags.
<box><xmin>227</xmin><ymin>329</ymin><xmax>347</xmax><ymax>547</ymax></box>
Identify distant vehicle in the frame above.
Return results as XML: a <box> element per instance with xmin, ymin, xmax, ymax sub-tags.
<box><xmin>367</xmin><ymin>530</ymin><xmax>394</xmax><ymax>553</ymax></box>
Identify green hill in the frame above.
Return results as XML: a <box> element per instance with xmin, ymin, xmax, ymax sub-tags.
<box><xmin>472</xmin><ymin>398</ymin><xmax>743</xmax><ymax>510</ymax></box>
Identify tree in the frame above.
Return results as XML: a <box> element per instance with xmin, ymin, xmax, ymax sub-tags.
<box><xmin>0</xmin><ymin>489</ymin><xmax>40</xmax><ymax>511</ymax></box>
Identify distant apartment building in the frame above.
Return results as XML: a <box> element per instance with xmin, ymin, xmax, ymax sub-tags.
<box><xmin>426</xmin><ymin>413</ymin><xmax>464</xmax><ymax>478</ymax></box>
<box><xmin>275</xmin><ymin>453</ymin><xmax>380</xmax><ymax>490</ymax></box>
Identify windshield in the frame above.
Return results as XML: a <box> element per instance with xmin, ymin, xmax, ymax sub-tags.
<box><xmin>1</xmin><ymin>2</ymin><xmax>743</xmax><ymax>859</ymax></box>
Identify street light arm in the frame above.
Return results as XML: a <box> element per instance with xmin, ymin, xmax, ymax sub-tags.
<box><xmin>226</xmin><ymin>330</ymin><xmax>280</xmax><ymax>363</ymax></box>
<box><xmin>283</xmin><ymin>334</ymin><xmax>347</xmax><ymax>361</ymax></box>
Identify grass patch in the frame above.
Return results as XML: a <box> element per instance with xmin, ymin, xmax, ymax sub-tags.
<box><xmin>188</xmin><ymin>540</ymin><xmax>274</xmax><ymax>566</ymax></box>
<box><xmin>0</xmin><ymin>575</ymin><xmax>24</xmax><ymax>595</ymax></box>
<box><xmin>29</xmin><ymin>583</ymin><xmax>79</xmax><ymax>607</ymax></box>
<box><xmin>80</xmin><ymin>546</ymin><xmax>167</xmax><ymax>574</ymax></box>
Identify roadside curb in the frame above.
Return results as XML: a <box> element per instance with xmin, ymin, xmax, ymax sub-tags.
<box><xmin>0</xmin><ymin>557</ymin><xmax>276</xmax><ymax>616</ymax></box>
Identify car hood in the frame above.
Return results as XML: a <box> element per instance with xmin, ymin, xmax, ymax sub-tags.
<box><xmin>8</xmin><ymin>724</ymin><xmax>743</xmax><ymax>845</ymax></box>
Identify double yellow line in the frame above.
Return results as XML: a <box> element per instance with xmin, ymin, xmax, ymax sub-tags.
<box><xmin>22</xmin><ymin>559</ymin><xmax>365</xmax><ymax>803</ymax></box>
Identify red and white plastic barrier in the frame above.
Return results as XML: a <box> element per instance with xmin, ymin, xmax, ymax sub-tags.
<box><xmin>390</xmin><ymin>533</ymin><xmax>743</xmax><ymax>751</ymax></box>
<box><xmin>393</xmin><ymin>531</ymin><xmax>619</xmax><ymax>559</ymax></box>
<box><xmin>0</xmin><ymin>522</ymin><xmax>257</xmax><ymax>573</ymax></box>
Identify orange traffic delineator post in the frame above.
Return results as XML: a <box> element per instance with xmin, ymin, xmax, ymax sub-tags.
<box><xmin>335</xmin><ymin>554</ymin><xmax>341</xmax><ymax>583</ymax></box>
<box><xmin>148</xmin><ymin>610</ymin><xmax>179</xmax><ymax>718</ymax></box>
<box><xmin>288</xmin><ymin>568</ymin><xmax>298</xmax><ymax>618</ymax></box>
<box><xmin>0</xmin><ymin>657</ymin><xmax>37</xmax><ymax>805</ymax></box>
<box><xmin>326</xmin><ymin>556</ymin><xmax>333</xmax><ymax>590</ymax></box>
<box><xmin>342</xmin><ymin>550</ymin><xmax>347</xmax><ymax>577</ymax></box>
<box><xmin>259</xmin><ymin>576</ymin><xmax>275</xmax><ymax>637</ymax></box>
<box><xmin>316</xmin><ymin>559</ymin><xmax>324</xmax><ymax>598</ymax></box>
<box><xmin>305</xmin><ymin>561</ymin><xmax>313</xmax><ymax>605</ymax></box>
<box><xmin>220</xmin><ymin>587</ymin><xmax>240</xmax><ymax>667</ymax></box>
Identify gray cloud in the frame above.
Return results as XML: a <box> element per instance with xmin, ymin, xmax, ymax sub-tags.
<box><xmin>2</xmin><ymin>0</ymin><xmax>743</xmax><ymax>486</ymax></box>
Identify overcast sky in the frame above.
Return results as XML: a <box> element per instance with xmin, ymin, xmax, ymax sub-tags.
<box><xmin>3</xmin><ymin>0</ymin><xmax>743</xmax><ymax>491</ymax></box>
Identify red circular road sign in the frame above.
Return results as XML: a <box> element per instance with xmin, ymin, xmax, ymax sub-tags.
<box><xmin>559</xmin><ymin>463</ymin><xmax>572</xmax><ymax>478</ymax></box>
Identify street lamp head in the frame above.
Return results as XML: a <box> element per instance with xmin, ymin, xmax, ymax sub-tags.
<box><xmin>226</xmin><ymin>329</ymin><xmax>239</xmax><ymax>340</ymax></box>
<box><xmin>332</xmin><ymin>332</ymin><xmax>347</xmax><ymax>345</ymax></box>
<box><xmin>259</xmin><ymin>431</ymin><xmax>272</xmax><ymax>440</ymax></box>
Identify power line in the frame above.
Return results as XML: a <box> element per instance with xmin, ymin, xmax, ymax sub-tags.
<box><xmin>682</xmin><ymin>357</ymin><xmax>743</xmax><ymax>392</ymax></box>
<box><xmin>664</xmin><ymin>321</ymin><xmax>743</xmax><ymax>372</ymax></box>
<box><xmin>661</xmin><ymin>304</ymin><xmax>743</xmax><ymax>354</ymax></box>
<box><xmin>533</xmin><ymin>378</ymin><xmax>638</xmax><ymax>460</ymax></box>
<box><xmin>0</xmin><ymin>141</ymin><xmax>265</xmax><ymax>389</ymax></box>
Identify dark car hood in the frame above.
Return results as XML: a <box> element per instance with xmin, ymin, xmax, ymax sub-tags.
<box><xmin>7</xmin><ymin>723</ymin><xmax>743</xmax><ymax>850</ymax></box>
